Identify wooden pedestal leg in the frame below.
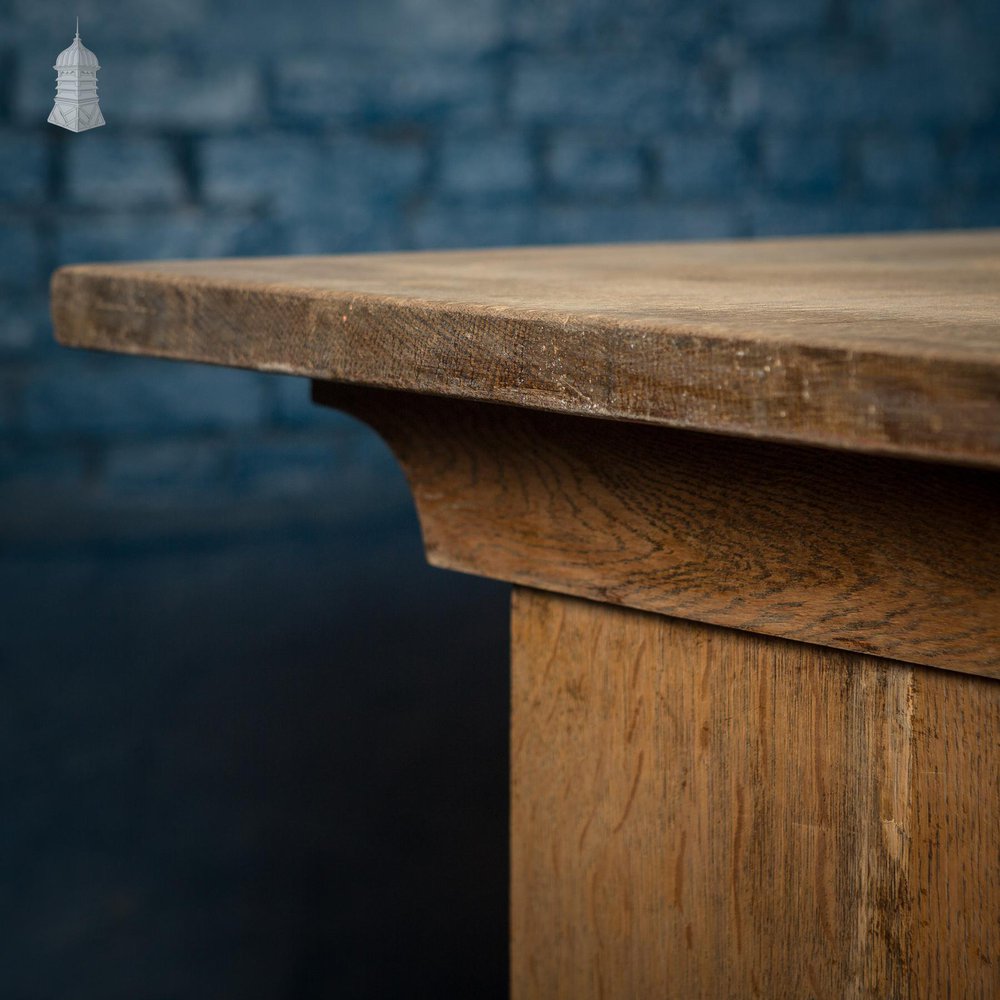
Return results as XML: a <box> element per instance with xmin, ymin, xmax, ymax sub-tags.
<box><xmin>309</xmin><ymin>383</ymin><xmax>999</xmax><ymax>997</ymax></box>
<box><xmin>510</xmin><ymin>588</ymin><xmax>999</xmax><ymax>1000</ymax></box>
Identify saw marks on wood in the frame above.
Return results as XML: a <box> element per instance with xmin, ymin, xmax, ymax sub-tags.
<box><xmin>52</xmin><ymin>229</ymin><xmax>1000</xmax><ymax>468</ymax></box>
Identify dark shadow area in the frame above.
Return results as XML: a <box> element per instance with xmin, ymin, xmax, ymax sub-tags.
<box><xmin>0</xmin><ymin>414</ymin><xmax>510</xmax><ymax>1000</ymax></box>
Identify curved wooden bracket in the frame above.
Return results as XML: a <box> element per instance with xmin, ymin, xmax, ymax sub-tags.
<box><xmin>313</xmin><ymin>380</ymin><xmax>1000</xmax><ymax>680</ymax></box>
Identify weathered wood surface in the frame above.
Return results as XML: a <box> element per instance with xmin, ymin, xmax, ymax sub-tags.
<box><xmin>510</xmin><ymin>587</ymin><xmax>1000</xmax><ymax>1000</ymax></box>
<box><xmin>53</xmin><ymin>230</ymin><xmax>1000</xmax><ymax>468</ymax></box>
<box><xmin>315</xmin><ymin>382</ymin><xmax>1000</xmax><ymax>680</ymax></box>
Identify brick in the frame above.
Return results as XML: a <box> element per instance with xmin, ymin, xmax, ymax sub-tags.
<box><xmin>932</xmin><ymin>199</ymin><xmax>1000</xmax><ymax>230</ymax></box>
<box><xmin>0</xmin><ymin>132</ymin><xmax>48</xmax><ymax>203</ymax></box>
<box><xmin>0</xmin><ymin>49</ymin><xmax>11</xmax><ymax>119</ymax></box>
<box><xmin>56</xmin><ymin>212</ymin><xmax>286</xmax><ymax>265</ymax></box>
<box><xmin>0</xmin><ymin>368</ymin><xmax>20</xmax><ymax>433</ymax></box>
<box><xmin>657</xmin><ymin>132</ymin><xmax>747</xmax><ymax>198</ymax></box>
<box><xmin>8</xmin><ymin>0</ymin><xmax>502</xmax><ymax>59</ymax></box>
<box><xmin>838</xmin><ymin>202</ymin><xmax>935</xmax><ymax>232</ymax></box>
<box><xmin>94</xmin><ymin>55</ymin><xmax>259</xmax><ymax>129</ymax></box>
<box><xmin>286</xmin><ymin>0</ymin><xmax>504</xmax><ymax>57</ymax></box>
<box><xmin>0</xmin><ymin>442</ymin><xmax>87</xmax><ymax>491</ymax></box>
<box><xmin>846</xmin><ymin>0</ymin><xmax>888</xmax><ymax>36</ymax></box>
<box><xmin>746</xmin><ymin>198</ymin><xmax>846</xmax><ymax>237</ymax></box>
<box><xmin>760</xmin><ymin>131</ymin><xmax>842</xmax><ymax>195</ymax></box>
<box><xmin>116</xmin><ymin>56</ymin><xmax>262</xmax><ymax>128</ymax></box>
<box><xmin>409</xmin><ymin>200</ymin><xmax>536</xmax><ymax>250</ymax></box>
<box><xmin>200</xmin><ymin>134</ymin><xmax>421</xmax><ymax>252</ymax></box>
<box><xmin>510</xmin><ymin>0</ymin><xmax>723</xmax><ymax>50</ymax></box>
<box><xmin>731</xmin><ymin>49</ymin><xmax>866</xmax><ymax>127</ymax></box>
<box><xmin>438</xmin><ymin>133</ymin><xmax>534</xmax><ymax>197</ymax></box>
<box><xmin>547</xmin><ymin>136</ymin><xmax>642</xmax><ymax>198</ymax></box>
<box><xmin>202</xmin><ymin>135</ymin><xmax>424</xmax><ymax>217</ymax></box>
<box><xmin>950</xmin><ymin>133</ymin><xmax>1000</xmax><ymax>195</ymax></box>
<box><xmin>13</xmin><ymin>43</ymin><xmax>66</xmax><ymax>122</ymax></box>
<box><xmin>270</xmin><ymin>58</ymin><xmax>368</xmax><ymax>125</ymax></box>
<box><xmin>287</xmin><ymin>209</ymin><xmax>406</xmax><ymax>255</ymax></box>
<box><xmin>325</xmin><ymin>136</ymin><xmax>426</xmax><ymax>202</ymax></box>
<box><xmin>229</xmin><ymin>436</ymin><xmax>385</xmax><ymax>503</ymax></box>
<box><xmin>200</xmin><ymin>135</ymin><xmax>321</xmax><ymax>211</ymax></box>
<box><xmin>101</xmin><ymin>432</ymin><xmax>400</xmax><ymax>514</ymax></box>
<box><xmin>851</xmin><ymin>0</ymin><xmax>1000</xmax><ymax>58</ymax></box>
<box><xmin>533</xmin><ymin>202</ymin><xmax>741</xmax><ymax>244</ymax></box>
<box><xmin>0</xmin><ymin>443</ymin><xmax>91</xmax><ymax>543</ymax></box>
<box><xmin>859</xmin><ymin>133</ymin><xmax>940</xmax><ymax>197</ymax></box>
<box><xmin>0</xmin><ymin>296</ymin><xmax>50</xmax><ymax>353</ymax></box>
<box><xmin>370</xmin><ymin>0</ymin><xmax>505</xmax><ymax>55</ymax></box>
<box><xmin>876</xmin><ymin>56</ymin><xmax>993</xmax><ymax>127</ymax></box>
<box><xmin>747</xmin><ymin>197</ymin><xmax>931</xmax><ymax>237</ymax></box>
<box><xmin>272</xmin><ymin>55</ymin><xmax>497</xmax><ymax>126</ymax></box>
<box><xmin>66</xmin><ymin>137</ymin><xmax>185</xmax><ymax>208</ymax></box>
<box><xmin>731</xmin><ymin>47</ymin><xmax>996</xmax><ymax>127</ymax></box>
<box><xmin>101</xmin><ymin>438</ymin><xmax>229</xmax><ymax>499</ymax></box>
<box><xmin>9</xmin><ymin>1</ymin><xmax>212</xmax><ymax>48</ymax></box>
<box><xmin>734</xmin><ymin>0</ymin><xmax>830</xmax><ymax>39</ymax></box>
<box><xmin>0</xmin><ymin>220</ymin><xmax>43</xmax><ymax>288</ymax></box>
<box><xmin>21</xmin><ymin>358</ymin><xmax>267</xmax><ymax>438</ymax></box>
<box><xmin>511</xmin><ymin>54</ymin><xmax>714</xmax><ymax>132</ymax></box>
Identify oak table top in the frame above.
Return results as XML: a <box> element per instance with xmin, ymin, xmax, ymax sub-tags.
<box><xmin>52</xmin><ymin>229</ymin><xmax>1000</xmax><ymax>469</ymax></box>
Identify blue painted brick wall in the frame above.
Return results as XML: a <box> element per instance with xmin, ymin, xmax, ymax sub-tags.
<box><xmin>1</xmin><ymin>0</ymin><xmax>998</xmax><ymax>995</ymax></box>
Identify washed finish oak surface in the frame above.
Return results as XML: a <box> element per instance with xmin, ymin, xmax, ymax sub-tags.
<box><xmin>511</xmin><ymin>588</ymin><xmax>1000</xmax><ymax>1000</ymax></box>
<box><xmin>53</xmin><ymin>230</ymin><xmax>1000</xmax><ymax>468</ymax></box>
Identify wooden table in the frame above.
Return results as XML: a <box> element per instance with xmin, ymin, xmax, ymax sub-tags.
<box><xmin>53</xmin><ymin>231</ymin><xmax>999</xmax><ymax>998</ymax></box>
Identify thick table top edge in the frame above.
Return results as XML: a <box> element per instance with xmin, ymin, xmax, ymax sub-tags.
<box><xmin>51</xmin><ymin>230</ymin><xmax>1000</xmax><ymax>468</ymax></box>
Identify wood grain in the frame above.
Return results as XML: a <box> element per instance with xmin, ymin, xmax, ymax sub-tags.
<box><xmin>510</xmin><ymin>587</ymin><xmax>1000</xmax><ymax>1000</ymax></box>
<box><xmin>52</xmin><ymin>230</ymin><xmax>1000</xmax><ymax>468</ymax></box>
<box><xmin>315</xmin><ymin>383</ymin><xmax>1000</xmax><ymax>680</ymax></box>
